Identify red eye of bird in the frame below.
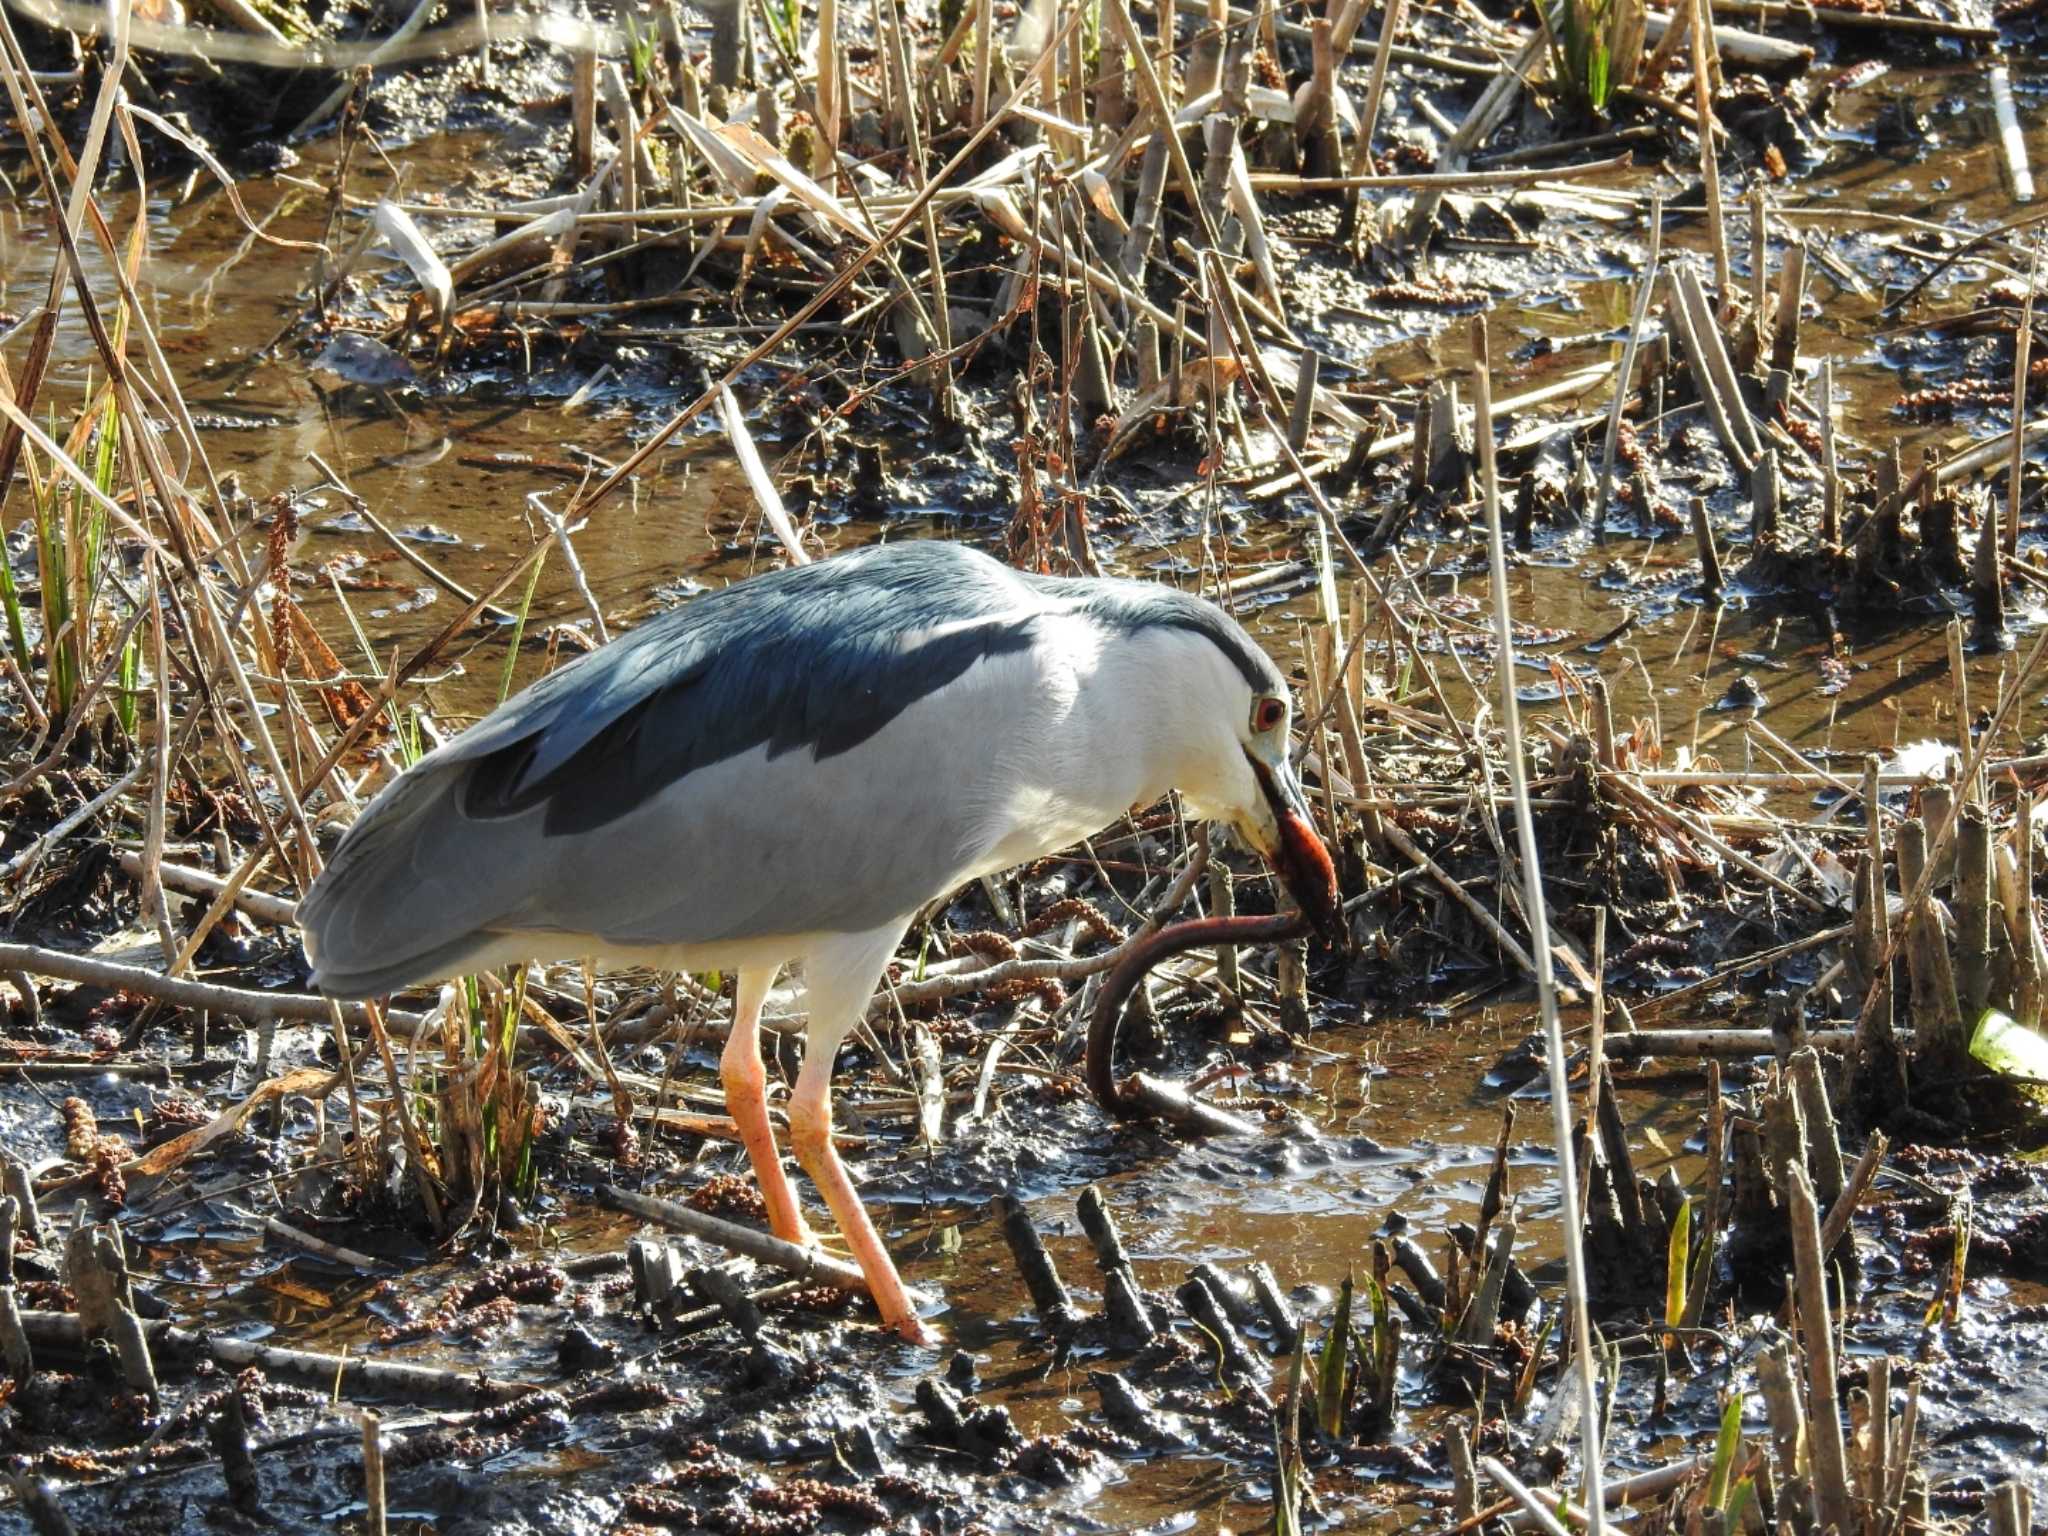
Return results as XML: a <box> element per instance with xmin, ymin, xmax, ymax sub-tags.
<box><xmin>1253</xmin><ymin>697</ymin><xmax>1285</xmax><ymax>733</ymax></box>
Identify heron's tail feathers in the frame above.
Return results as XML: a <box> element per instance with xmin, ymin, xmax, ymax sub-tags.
<box><xmin>304</xmin><ymin>930</ymin><xmax>503</xmax><ymax>1003</ymax></box>
<box><xmin>298</xmin><ymin>757</ymin><xmax>534</xmax><ymax>1001</ymax></box>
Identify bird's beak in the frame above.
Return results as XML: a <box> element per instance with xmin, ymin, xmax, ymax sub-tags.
<box><xmin>1242</xmin><ymin>753</ymin><xmax>1344</xmax><ymax>945</ymax></box>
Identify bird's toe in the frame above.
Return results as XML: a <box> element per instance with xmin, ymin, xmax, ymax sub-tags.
<box><xmin>891</xmin><ymin>1312</ymin><xmax>939</xmax><ymax>1348</ymax></box>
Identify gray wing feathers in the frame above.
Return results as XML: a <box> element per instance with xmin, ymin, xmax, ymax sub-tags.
<box><xmin>299</xmin><ymin>542</ymin><xmax>1065</xmax><ymax>999</ymax></box>
<box><xmin>300</xmin><ymin>663</ymin><xmax>1042</xmax><ymax>996</ymax></box>
<box><xmin>297</xmin><ymin>754</ymin><xmax>547</xmax><ymax>997</ymax></box>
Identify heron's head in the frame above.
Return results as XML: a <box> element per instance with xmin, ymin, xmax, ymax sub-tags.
<box><xmin>1157</xmin><ymin>622</ymin><xmax>1344</xmax><ymax>945</ymax></box>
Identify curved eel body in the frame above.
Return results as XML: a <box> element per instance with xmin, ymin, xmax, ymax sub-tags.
<box><xmin>1086</xmin><ymin>910</ymin><xmax>1308</xmax><ymax>1118</ymax></box>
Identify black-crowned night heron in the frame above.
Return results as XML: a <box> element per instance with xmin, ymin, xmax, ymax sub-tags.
<box><xmin>300</xmin><ymin>540</ymin><xmax>1339</xmax><ymax>1342</ymax></box>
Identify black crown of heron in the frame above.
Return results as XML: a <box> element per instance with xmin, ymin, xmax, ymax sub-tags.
<box><xmin>300</xmin><ymin>541</ymin><xmax>1339</xmax><ymax>1342</ymax></box>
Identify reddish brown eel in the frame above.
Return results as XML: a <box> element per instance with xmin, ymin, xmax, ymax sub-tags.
<box><xmin>1086</xmin><ymin>911</ymin><xmax>1308</xmax><ymax>1119</ymax></box>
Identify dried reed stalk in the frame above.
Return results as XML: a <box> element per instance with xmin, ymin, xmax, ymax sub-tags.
<box><xmin>1472</xmin><ymin>316</ymin><xmax>1608</xmax><ymax>1534</ymax></box>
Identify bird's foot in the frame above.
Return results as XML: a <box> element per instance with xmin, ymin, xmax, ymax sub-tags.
<box><xmin>888</xmin><ymin>1311</ymin><xmax>938</xmax><ymax>1348</ymax></box>
<box><xmin>872</xmin><ymin>1285</ymin><xmax>941</xmax><ymax>1347</ymax></box>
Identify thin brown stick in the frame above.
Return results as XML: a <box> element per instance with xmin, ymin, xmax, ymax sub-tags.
<box><xmin>17</xmin><ymin>1311</ymin><xmax>534</xmax><ymax>1403</ymax></box>
<box><xmin>0</xmin><ymin>942</ymin><xmax>430</xmax><ymax>1031</ymax></box>
<box><xmin>1250</xmin><ymin>153</ymin><xmax>1633</xmax><ymax>191</ymax></box>
<box><xmin>601</xmin><ymin>1184</ymin><xmax>870</xmax><ymax>1291</ymax></box>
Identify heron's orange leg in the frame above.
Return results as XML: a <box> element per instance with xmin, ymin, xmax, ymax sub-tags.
<box><xmin>719</xmin><ymin>969</ymin><xmax>811</xmax><ymax>1246</ymax></box>
<box><xmin>789</xmin><ymin>1063</ymin><xmax>930</xmax><ymax>1344</ymax></box>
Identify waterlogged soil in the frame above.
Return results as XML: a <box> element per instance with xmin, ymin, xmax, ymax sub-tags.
<box><xmin>6</xmin><ymin>22</ymin><xmax>2048</xmax><ymax>1536</ymax></box>
<box><xmin>8</xmin><ymin>1008</ymin><xmax>2048</xmax><ymax>1535</ymax></box>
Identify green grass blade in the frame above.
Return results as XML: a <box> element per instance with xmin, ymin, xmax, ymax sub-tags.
<box><xmin>497</xmin><ymin>544</ymin><xmax>550</xmax><ymax>706</ymax></box>
<box><xmin>34</xmin><ymin>458</ymin><xmax>70</xmax><ymax>718</ymax></box>
<box><xmin>0</xmin><ymin>532</ymin><xmax>28</xmax><ymax>676</ymax></box>
<box><xmin>1274</xmin><ymin>1324</ymin><xmax>1309</xmax><ymax>1536</ymax></box>
<box><xmin>1317</xmin><ymin>1274</ymin><xmax>1354</xmax><ymax>1438</ymax></box>
<box><xmin>501</xmin><ymin>965</ymin><xmax>526</xmax><ymax>1059</ymax></box>
<box><xmin>1665</xmin><ymin>1195</ymin><xmax>1692</xmax><ymax>1332</ymax></box>
<box><xmin>1705</xmin><ymin>1392</ymin><xmax>1743</xmax><ymax>1510</ymax></box>
<box><xmin>397</xmin><ymin>704</ymin><xmax>425</xmax><ymax>770</ymax></box>
<box><xmin>115</xmin><ymin>630</ymin><xmax>140</xmax><ymax>737</ymax></box>
<box><xmin>1723</xmin><ymin>1474</ymin><xmax>1755</xmax><ymax>1536</ymax></box>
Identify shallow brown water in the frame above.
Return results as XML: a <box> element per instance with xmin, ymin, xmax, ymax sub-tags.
<box><xmin>10</xmin><ymin>92</ymin><xmax>2043</xmax><ymax>769</ymax></box>
<box><xmin>918</xmin><ymin>1018</ymin><xmax>1709</xmax><ymax>1530</ymax></box>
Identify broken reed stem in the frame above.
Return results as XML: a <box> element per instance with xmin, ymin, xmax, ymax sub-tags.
<box><xmin>1688</xmin><ymin>0</ymin><xmax>1730</xmax><ymax>310</ymax></box>
<box><xmin>996</xmin><ymin>1192</ymin><xmax>1079</xmax><ymax>1333</ymax></box>
<box><xmin>601</xmin><ymin>1183</ymin><xmax>870</xmax><ymax>1291</ymax></box>
<box><xmin>970</xmin><ymin>0</ymin><xmax>989</xmax><ymax>129</ymax></box>
<box><xmin>1498</xmin><ymin>1458</ymin><xmax>1718</xmax><ymax>1534</ymax></box>
<box><xmin>1691</xmin><ymin>496</ymin><xmax>1724</xmax><ymax>601</ymax></box>
<box><xmin>1594</xmin><ymin>192</ymin><xmax>1662</xmax><ymax>532</ymax></box>
<box><xmin>266</xmin><ymin>1216</ymin><xmax>378</xmax><ymax>1270</ymax></box>
<box><xmin>1990</xmin><ymin>1483</ymin><xmax>2035</xmax><ymax>1536</ymax></box>
<box><xmin>819</xmin><ymin>0</ymin><xmax>843</xmax><ymax>173</ymax></box>
<box><xmin>1358</xmin><ymin>0</ymin><xmax>1406</xmax><ymax>152</ymax></box>
<box><xmin>1787</xmin><ymin>1166</ymin><xmax>1854</xmax><ymax>1534</ymax></box>
<box><xmin>0</xmin><ymin>1283</ymin><xmax>30</xmax><ymax>1381</ymax></box>
<box><xmin>2009</xmin><ymin>234</ymin><xmax>2043</xmax><ymax>556</ymax></box>
<box><xmin>1747</xmin><ymin>183</ymin><xmax>1768</xmax><ymax>351</ymax></box>
<box><xmin>1481</xmin><ymin>1457</ymin><xmax>1577</xmax><ymax>1536</ymax></box>
<box><xmin>0</xmin><ymin>941</ymin><xmax>430</xmax><ymax>1032</ymax></box>
<box><xmin>1768</xmin><ymin>235</ymin><xmax>1806</xmax><ymax>376</ymax></box>
<box><xmin>140</xmin><ymin>558</ymin><xmax>176</xmax><ymax>972</ymax></box>
<box><xmin>1820</xmin><ymin>355</ymin><xmax>1841</xmax><ymax>545</ymax></box>
<box><xmin>1340</xmin><ymin>0</ymin><xmax>1407</xmax><ymax>236</ymax></box>
<box><xmin>1471</xmin><ymin>316</ymin><xmax>1608</xmax><ymax>1536</ymax></box>
<box><xmin>361</xmin><ymin>1412</ymin><xmax>387</xmax><ymax>1536</ymax></box>
<box><xmin>1989</xmin><ymin>63</ymin><xmax>2035</xmax><ymax>206</ymax></box>
<box><xmin>1667</xmin><ymin>261</ymin><xmax>1760</xmax><ymax>472</ymax></box>
<box><xmin>18</xmin><ymin>1311</ymin><xmax>534</xmax><ymax>1404</ymax></box>
<box><xmin>1587</xmin><ymin>908</ymin><xmax>1608</xmax><ymax>1125</ymax></box>
<box><xmin>1956</xmin><ymin>802</ymin><xmax>1995</xmax><ymax>1019</ymax></box>
<box><xmin>1819</xmin><ymin>1130</ymin><xmax>1887</xmax><ymax>1257</ymax></box>
<box><xmin>1600</xmin><ymin>1027</ymin><xmax>1865</xmax><ymax>1058</ymax></box>
<box><xmin>1448</xmin><ymin>1427</ymin><xmax>1480</xmax><ymax>1521</ymax></box>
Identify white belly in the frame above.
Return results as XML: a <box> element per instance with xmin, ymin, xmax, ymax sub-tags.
<box><xmin>430</xmin><ymin>927</ymin><xmax>853</xmax><ymax>984</ymax></box>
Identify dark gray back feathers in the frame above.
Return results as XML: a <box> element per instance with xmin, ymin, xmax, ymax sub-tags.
<box><xmin>441</xmin><ymin>541</ymin><xmax>1278</xmax><ymax>838</ymax></box>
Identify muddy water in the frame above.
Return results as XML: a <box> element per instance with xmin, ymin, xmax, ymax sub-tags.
<box><xmin>12</xmin><ymin>71</ymin><xmax>2043</xmax><ymax>734</ymax></box>
<box><xmin>6</xmin><ymin>53</ymin><xmax>2048</xmax><ymax>1525</ymax></box>
<box><xmin>131</xmin><ymin>1016</ymin><xmax>1708</xmax><ymax>1530</ymax></box>
<box><xmin>927</xmin><ymin>1022</ymin><xmax>1710</xmax><ymax>1531</ymax></box>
